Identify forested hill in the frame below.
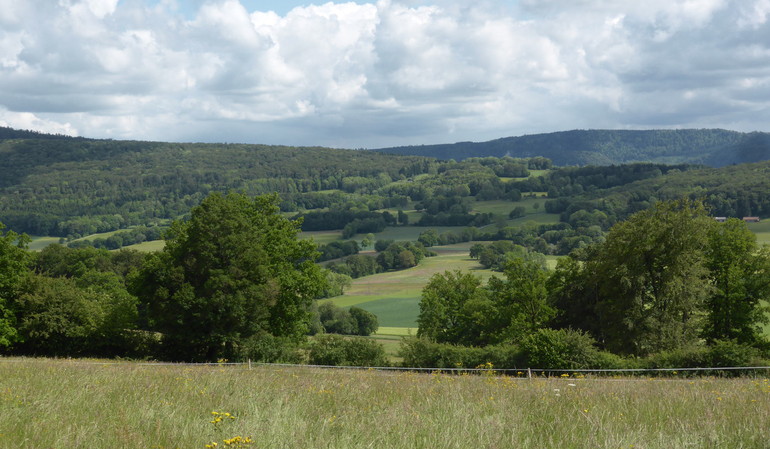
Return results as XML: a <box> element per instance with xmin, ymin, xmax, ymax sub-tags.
<box><xmin>0</xmin><ymin>128</ymin><xmax>433</xmax><ymax>236</ymax></box>
<box><xmin>373</xmin><ymin>129</ymin><xmax>770</xmax><ymax>167</ymax></box>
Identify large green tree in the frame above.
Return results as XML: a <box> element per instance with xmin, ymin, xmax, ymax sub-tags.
<box><xmin>417</xmin><ymin>270</ymin><xmax>493</xmax><ymax>345</ymax></box>
<box><xmin>703</xmin><ymin>218</ymin><xmax>770</xmax><ymax>345</ymax></box>
<box><xmin>418</xmin><ymin>260</ymin><xmax>553</xmax><ymax>346</ymax></box>
<box><xmin>487</xmin><ymin>258</ymin><xmax>554</xmax><ymax>342</ymax></box>
<box><xmin>130</xmin><ymin>192</ymin><xmax>326</xmax><ymax>361</ymax></box>
<box><xmin>585</xmin><ymin>199</ymin><xmax>713</xmax><ymax>355</ymax></box>
<box><xmin>0</xmin><ymin>223</ymin><xmax>30</xmax><ymax>349</ymax></box>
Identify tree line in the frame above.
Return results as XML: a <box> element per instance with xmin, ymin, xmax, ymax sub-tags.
<box><xmin>410</xmin><ymin>199</ymin><xmax>770</xmax><ymax>370</ymax></box>
<box><xmin>0</xmin><ymin>193</ymin><xmax>381</xmax><ymax>363</ymax></box>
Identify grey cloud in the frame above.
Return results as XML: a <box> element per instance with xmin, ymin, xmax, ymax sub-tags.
<box><xmin>1</xmin><ymin>0</ymin><xmax>770</xmax><ymax>147</ymax></box>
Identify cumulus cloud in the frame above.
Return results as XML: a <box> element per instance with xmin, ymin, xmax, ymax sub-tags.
<box><xmin>1</xmin><ymin>0</ymin><xmax>770</xmax><ymax>147</ymax></box>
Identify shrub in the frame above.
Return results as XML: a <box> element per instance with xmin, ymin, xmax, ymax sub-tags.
<box><xmin>398</xmin><ymin>337</ymin><xmax>523</xmax><ymax>369</ymax></box>
<box><xmin>349</xmin><ymin>307</ymin><xmax>378</xmax><ymax>336</ymax></box>
<box><xmin>707</xmin><ymin>339</ymin><xmax>764</xmax><ymax>368</ymax></box>
<box><xmin>374</xmin><ymin>239</ymin><xmax>394</xmax><ymax>252</ymax></box>
<box><xmin>239</xmin><ymin>333</ymin><xmax>308</xmax><ymax>364</ymax></box>
<box><xmin>644</xmin><ymin>345</ymin><xmax>710</xmax><ymax>370</ymax></box>
<box><xmin>307</xmin><ymin>334</ymin><xmax>388</xmax><ymax>367</ymax></box>
<box><xmin>519</xmin><ymin>328</ymin><xmax>618</xmax><ymax>370</ymax></box>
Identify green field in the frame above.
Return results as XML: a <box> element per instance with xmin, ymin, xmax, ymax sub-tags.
<box><xmin>301</xmin><ymin>230</ymin><xmax>343</xmax><ymax>245</ymax></box>
<box><xmin>472</xmin><ymin>197</ymin><xmax>551</xmax><ymax>215</ymax></box>
<box><xmin>123</xmin><ymin>240</ymin><xmax>166</xmax><ymax>252</ymax></box>
<box><xmin>747</xmin><ymin>221</ymin><xmax>770</xmax><ymax>246</ymax></box>
<box><xmin>27</xmin><ymin>236</ymin><xmax>61</xmax><ymax>251</ymax></box>
<box><xmin>327</xmin><ymin>243</ymin><xmax>496</xmax><ymax>328</ymax></box>
<box><xmin>1</xmin><ymin>358</ymin><xmax>768</xmax><ymax>449</ymax></box>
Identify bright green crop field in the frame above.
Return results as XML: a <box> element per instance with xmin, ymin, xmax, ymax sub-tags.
<box><xmin>326</xmin><ymin>243</ymin><xmax>497</xmax><ymax>331</ymax></box>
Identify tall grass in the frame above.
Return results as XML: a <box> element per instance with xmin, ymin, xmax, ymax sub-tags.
<box><xmin>1</xmin><ymin>358</ymin><xmax>769</xmax><ymax>449</ymax></box>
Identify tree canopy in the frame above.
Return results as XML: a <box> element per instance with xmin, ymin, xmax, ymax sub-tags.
<box><xmin>130</xmin><ymin>192</ymin><xmax>326</xmax><ymax>362</ymax></box>
<box><xmin>0</xmin><ymin>223</ymin><xmax>30</xmax><ymax>348</ymax></box>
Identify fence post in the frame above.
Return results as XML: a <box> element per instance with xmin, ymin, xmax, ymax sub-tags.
<box><xmin>248</xmin><ymin>359</ymin><xmax>252</xmax><ymax>370</ymax></box>
<box><xmin>527</xmin><ymin>368</ymin><xmax>532</xmax><ymax>380</ymax></box>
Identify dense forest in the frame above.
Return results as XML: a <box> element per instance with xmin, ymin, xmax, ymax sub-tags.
<box><xmin>375</xmin><ymin>129</ymin><xmax>770</xmax><ymax>167</ymax></box>
<box><xmin>3</xmin><ymin>126</ymin><xmax>770</xmax><ymax>255</ymax></box>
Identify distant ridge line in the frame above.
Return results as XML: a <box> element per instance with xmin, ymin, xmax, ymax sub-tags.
<box><xmin>372</xmin><ymin>129</ymin><xmax>770</xmax><ymax>168</ymax></box>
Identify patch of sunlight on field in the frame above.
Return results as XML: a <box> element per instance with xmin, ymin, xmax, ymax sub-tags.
<box><xmin>747</xmin><ymin>221</ymin><xmax>770</xmax><ymax>245</ymax></box>
<box><xmin>529</xmin><ymin>169</ymin><xmax>551</xmax><ymax>177</ymax></box>
<box><xmin>472</xmin><ymin>200</ymin><xmax>516</xmax><ymax>214</ymax></box>
<box><xmin>507</xmin><ymin>212</ymin><xmax>561</xmax><ymax>226</ymax></box>
<box><xmin>300</xmin><ymin>230</ymin><xmax>341</xmax><ymax>244</ymax></box>
<box><xmin>29</xmin><ymin>229</ymin><xmax>140</xmax><ymax>251</ymax></box>
<box><xmin>69</xmin><ymin>229</ymin><xmax>129</xmax><ymax>242</ymax></box>
<box><xmin>376</xmin><ymin>327</ymin><xmax>415</xmax><ymax>336</ymax></box>
<box><xmin>123</xmin><ymin>240</ymin><xmax>165</xmax><ymax>252</ymax></box>
<box><xmin>473</xmin><ymin>197</ymin><xmax>551</xmax><ymax>216</ymax></box>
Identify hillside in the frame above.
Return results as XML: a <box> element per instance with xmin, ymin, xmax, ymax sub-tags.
<box><xmin>2</xmin><ymin>126</ymin><xmax>770</xmax><ymax>241</ymax></box>
<box><xmin>0</xmin><ymin>128</ymin><xmax>433</xmax><ymax>236</ymax></box>
<box><xmin>373</xmin><ymin>129</ymin><xmax>770</xmax><ymax>167</ymax></box>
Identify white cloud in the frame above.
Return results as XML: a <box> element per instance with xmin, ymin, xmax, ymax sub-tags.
<box><xmin>1</xmin><ymin>0</ymin><xmax>770</xmax><ymax>147</ymax></box>
<box><xmin>0</xmin><ymin>107</ymin><xmax>78</xmax><ymax>135</ymax></box>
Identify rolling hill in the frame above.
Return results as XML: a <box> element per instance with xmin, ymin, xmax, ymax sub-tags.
<box><xmin>373</xmin><ymin>129</ymin><xmax>770</xmax><ymax>167</ymax></box>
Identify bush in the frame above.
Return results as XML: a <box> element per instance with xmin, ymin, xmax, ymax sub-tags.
<box><xmin>707</xmin><ymin>339</ymin><xmax>764</xmax><ymax>368</ymax></box>
<box><xmin>398</xmin><ymin>337</ymin><xmax>523</xmax><ymax>369</ymax></box>
<box><xmin>349</xmin><ymin>306</ymin><xmax>378</xmax><ymax>336</ymax></box>
<box><xmin>519</xmin><ymin>328</ymin><xmax>620</xmax><ymax>370</ymax></box>
<box><xmin>239</xmin><ymin>333</ymin><xmax>308</xmax><ymax>364</ymax></box>
<box><xmin>644</xmin><ymin>345</ymin><xmax>710</xmax><ymax>370</ymax></box>
<box><xmin>643</xmin><ymin>340</ymin><xmax>768</xmax><ymax>373</ymax></box>
<box><xmin>307</xmin><ymin>334</ymin><xmax>388</xmax><ymax>367</ymax></box>
<box><xmin>317</xmin><ymin>302</ymin><xmax>379</xmax><ymax>336</ymax></box>
<box><xmin>374</xmin><ymin>239</ymin><xmax>394</xmax><ymax>252</ymax></box>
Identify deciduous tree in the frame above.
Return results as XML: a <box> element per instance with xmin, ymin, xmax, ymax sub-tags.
<box><xmin>130</xmin><ymin>193</ymin><xmax>325</xmax><ymax>361</ymax></box>
<box><xmin>0</xmin><ymin>223</ymin><xmax>30</xmax><ymax>349</ymax></box>
<box><xmin>703</xmin><ymin>218</ymin><xmax>770</xmax><ymax>345</ymax></box>
<box><xmin>589</xmin><ymin>198</ymin><xmax>713</xmax><ymax>355</ymax></box>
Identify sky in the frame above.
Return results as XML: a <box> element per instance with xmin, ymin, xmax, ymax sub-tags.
<box><xmin>1</xmin><ymin>0</ymin><xmax>770</xmax><ymax>148</ymax></box>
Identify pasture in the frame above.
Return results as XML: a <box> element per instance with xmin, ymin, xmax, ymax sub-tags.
<box><xmin>0</xmin><ymin>358</ymin><xmax>768</xmax><ymax>449</ymax></box>
<box><xmin>472</xmin><ymin>197</ymin><xmax>552</xmax><ymax>216</ymax></box>
<box><xmin>27</xmin><ymin>236</ymin><xmax>61</xmax><ymax>251</ymax></box>
<box><xmin>328</xmin><ymin>243</ymin><xmax>560</xmax><ymax>336</ymax></box>
<box><xmin>327</xmin><ymin>242</ymin><xmax>497</xmax><ymax>329</ymax></box>
<box><xmin>747</xmin><ymin>220</ymin><xmax>770</xmax><ymax>246</ymax></box>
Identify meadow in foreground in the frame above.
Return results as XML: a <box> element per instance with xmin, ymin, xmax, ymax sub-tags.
<box><xmin>1</xmin><ymin>358</ymin><xmax>769</xmax><ymax>448</ymax></box>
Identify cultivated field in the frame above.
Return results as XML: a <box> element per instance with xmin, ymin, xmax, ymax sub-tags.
<box><xmin>328</xmin><ymin>242</ymin><xmax>560</xmax><ymax>335</ymax></box>
<box><xmin>1</xmin><ymin>358</ymin><xmax>768</xmax><ymax>449</ymax></box>
<box><xmin>327</xmin><ymin>242</ymin><xmax>497</xmax><ymax>330</ymax></box>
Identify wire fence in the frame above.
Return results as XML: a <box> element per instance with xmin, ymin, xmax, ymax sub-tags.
<box><xmin>3</xmin><ymin>357</ymin><xmax>768</xmax><ymax>378</ymax></box>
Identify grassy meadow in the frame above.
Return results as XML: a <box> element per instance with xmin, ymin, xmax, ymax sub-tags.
<box><xmin>747</xmin><ymin>220</ymin><xmax>770</xmax><ymax>245</ymax></box>
<box><xmin>1</xmin><ymin>358</ymin><xmax>769</xmax><ymax>449</ymax></box>
<box><xmin>326</xmin><ymin>242</ymin><xmax>497</xmax><ymax>330</ymax></box>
